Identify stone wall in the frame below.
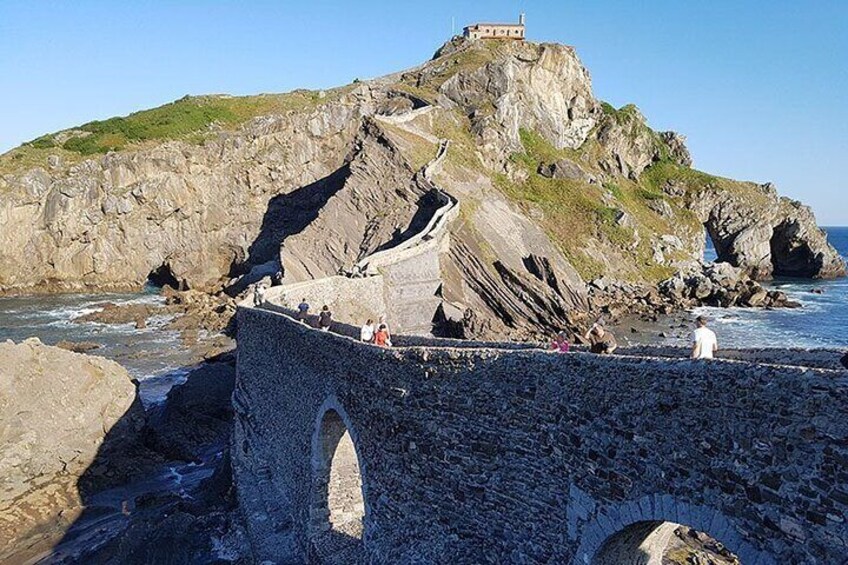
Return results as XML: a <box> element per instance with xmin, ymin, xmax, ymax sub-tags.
<box><xmin>259</xmin><ymin>140</ymin><xmax>459</xmax><ymax>336</ymax></box>
<box><xmin>262</xmin><ymin>276</ymin><xmax>387</xmax><ymax>327</ymax></box>
<box><xmin>233</xmin><ymin>305</ymin><xmax>848</xmax><ymax>564</ymax></box>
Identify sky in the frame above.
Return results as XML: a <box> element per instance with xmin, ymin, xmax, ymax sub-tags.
<box><xmin>1</xmin><ymin>0</ymin><xmax>846</xmax><ymax>224</ymax></box>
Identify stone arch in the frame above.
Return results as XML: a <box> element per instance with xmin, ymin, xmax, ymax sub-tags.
<box><xmin>308</xmin><ymin>397</ymin><xmax>368</xmax><ymax>563</ymax></box>
<box><xmin>574</xmin><ymin>495</ymin><xmax>775</xmax><ymax>565</ymax></box>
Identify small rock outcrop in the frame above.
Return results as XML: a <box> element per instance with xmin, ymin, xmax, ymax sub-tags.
<box><xmin>0</xmin><ymin>339</ymin><xmax>144</xmax><ymax>560</ymax></box>
<box><xmin>692</xmin><ymin>183</ymin><xmax>846</xmax><ymax>280</ymax></box>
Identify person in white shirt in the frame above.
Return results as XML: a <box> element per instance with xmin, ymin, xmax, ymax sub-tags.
<box><xmin>360</xmin><ymin>319</ymin><xmax>375</xmax><ymax>343</ymax></box>
<box><xmin>691</xmin><ymin>315</ymin><xmax>718</xmax><ymax>359</ymax></box>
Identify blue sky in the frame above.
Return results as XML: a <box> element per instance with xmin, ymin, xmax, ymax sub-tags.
<box><xmin>2</xmin><ymin>0</ymin><xmax>846</xmax><ymax>223</ymax></box>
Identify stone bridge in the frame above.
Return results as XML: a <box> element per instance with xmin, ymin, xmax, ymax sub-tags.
<box><xmin>233</xmin><ymin>132</ymin><xmax>848</xmax><ymax>564</ymax></box>
<box><xmin>233</xmin><ymin>305</ymin><xmax>848</xmax><ymax>564</ymax></box>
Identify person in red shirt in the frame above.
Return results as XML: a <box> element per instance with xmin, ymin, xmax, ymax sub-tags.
<box><xmin>550</xmin><ymin>331</ymin><xmax>570</xmax><ymax>353</ymax></box>
<box><xmin>374</xmin><ymin>324</ymin><xmax>390</xmax><ymax>347</ymax></box>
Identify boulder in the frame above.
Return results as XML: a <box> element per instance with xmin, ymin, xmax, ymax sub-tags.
<box><xmin>0</xmin><ymin>339</ymin><xmax>145</xmax><ymax>560</ymax></box>
<box><xmin>537</xmin><ymin>158</ymin><xmax>597</xmax><ymax>183</ymax></box>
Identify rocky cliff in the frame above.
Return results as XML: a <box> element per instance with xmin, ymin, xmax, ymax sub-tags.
<box><xmin>0</xmin><ymin>37</ymin><xmax>843</xmax><ymax>338</ymax></box>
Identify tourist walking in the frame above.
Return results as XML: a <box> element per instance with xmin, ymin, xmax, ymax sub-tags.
<box><xmin>297</xmin><ymin>298</ymin><xmax>310</xmax><ymax>323</ymax></box>
<box><xmin>318</xmin><ymin>305</ymin><xmax>333</xmax><ymax>332</ymax></box>
<box><xmin>374</xmin><ymin>324</ymin><xmax>390</xmax><ymax>347</ymax></box>
<box><xmin>691</xmin><ymin>315</ymin><xmax>718</xmax><ymax>359</ymax></box>
<box><xmin>550</xmin><ymin>331</ymin><xmax>570</xmax><ymax>353</ymax></box>
<box><xmin>378</xmin><ymin>315</ymin><xmax>392</xmax><ymax>343</ymax></box>
<box><xmin>584</xmin><ymin>322</ymin><xmax>617</xmax><ymax>355</ymax></box>
<box><xmin>360</xmin><ymin>319</ymin><xmax>375</xmax><ymax>343</ymax></box>
<box><xmin>252</xmin><ymin>283</ymin><xmax>266</xmax><ymax>307</ymax></box>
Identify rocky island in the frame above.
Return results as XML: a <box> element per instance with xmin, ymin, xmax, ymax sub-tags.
<box><xmin>0</xmin><ymin>37</ymin><xmax>843</xmax><ymax>340</ymax></box>
<box><xmin>0</xmin><ymin>32</ymin><xmax>846</xmax><ymax>565</ymax></box>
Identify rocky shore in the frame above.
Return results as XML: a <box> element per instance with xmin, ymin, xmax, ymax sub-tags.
<box><xmin>0</xmin><ymin>341</ymin><xmax>244</xmax><ymax>564</ymax></box>
<box><xmin>584</xmin><ymin>261</ymin><xmax>801</xmax><ymax>338</ymax></box>
<box><xmin>72</xmin><ymin>286</ymin><xmax>236</xmax><ymax>363</ymax></box>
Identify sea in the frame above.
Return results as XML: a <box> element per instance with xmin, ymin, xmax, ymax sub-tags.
<box><xmin>686</xmin><ymin>226</ymin><xmax>848</xmax><ymax>349</ymax></box>
<box><xmin>0</xmin><ymin>229</ymin><xmax>846</xmax><ymax>395</ymax></box>
<box><xmin>0</xmin><ymin>287</ymin><xmax>195</xmax><ymax>404</ymax></box>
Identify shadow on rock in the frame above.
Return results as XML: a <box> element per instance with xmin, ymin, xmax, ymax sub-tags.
<box><xmin>34</xmin><ymin>351</ymin><xmax>245</xmax><ymax>564</ymax></box>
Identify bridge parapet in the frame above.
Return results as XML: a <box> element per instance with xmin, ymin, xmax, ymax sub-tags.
<box><xmin>234</xmin><ymin>304</ymin><xmax>848</xmax><ymax>564</ymax></box>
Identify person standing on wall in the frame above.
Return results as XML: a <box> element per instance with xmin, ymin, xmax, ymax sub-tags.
<box><xmin>252</xmin><ymin>283</ymin><xmax>266</xmax><ymax>307</ymax></box>
<box><xmin>691</xmin><ymin>315</ymin><xmax>718</xmax><ymax>359</ymax></box>
<box><xmin>318</xmin><ymin>305</ymin><xmax>333</xmax><ymax>332</ymax></box>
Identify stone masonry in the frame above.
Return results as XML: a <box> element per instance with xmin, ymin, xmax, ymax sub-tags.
<box><xmin>233</xmin><ymin>305</ymin><xmax>848</xmax><ymax>564</ymax></box>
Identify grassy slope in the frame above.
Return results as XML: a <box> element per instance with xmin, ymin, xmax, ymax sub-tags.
<box><xmin>1</xmin><ymin>88</ymin><xmax>351</xmax><ymax>175</ymax></box>
<box><xmin>494</xmin><ymin>126</ymin><xmax>707</xmax><ymax>282</ymax></box>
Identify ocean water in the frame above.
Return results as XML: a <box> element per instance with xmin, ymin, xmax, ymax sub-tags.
<box><xmin>684</xmin><ymin>226</ymin><xmax>848</xmax><ymax>349</ymax></box>
<box><xmin>0</xmin><ymin>287</ymin><xmax>194</xmax><ymax>404</ymax></box>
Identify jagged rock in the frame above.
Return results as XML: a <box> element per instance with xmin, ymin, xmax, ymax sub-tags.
<box><xmin>648</xmin><ymin>199</ymin><xmax>674</xmax><ymax>218</ymax></box>
<box><xmin>596</xmin><ymin>105</ymin><xmax>663</xmax><ymax>179</ymax></box>
<box><xmin>433</xmin><ymin>40</ymin><xmax>598</xmax><ymax>161</ymax></box>
<box><xmin>697</xmin><ymin>185</ymin><xmax>845</xmax><ymax>280</ymax></box>
<box><xmin>660</xmin><ymin>131</ymin><xmax>693</xmax><ymax>167</ymax></box>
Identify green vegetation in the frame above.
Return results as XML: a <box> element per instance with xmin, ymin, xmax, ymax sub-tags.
<box><xmin>1</xmin><ymin>88</ymin><xmax>351</xmax><ymax>171</ymax></box>
<box><xmin>601</xmin><ymin>102</ymin><xmax>641</xmax><ymax>124</ymax></box>
<box><xmin>28</xmin><ymin>135</ymin><xmax>57</xmax><ymax>149</ymax></box>
<box><xmin>433</xmin><ymin>111</ymin><xmax>485</xmax><ymax>177</ymax></box>
<box><xmin>58</xmin><ymin>92</ymin><xmax>334</xmax><ymax>155</ymax></box>
<box><xmin>378</xmin><ymin>122</ymin><xmax>439</xmax><ymax>172</ymax></box>
<box><xmin>492</xmin><ymin>126</ymin><xmax>704</xmax><ymax>282</ymax></box>
<box><xmin>603</xmin><ymin>181</ymin><xmax>624</xmax><ymax>200</ymax></box>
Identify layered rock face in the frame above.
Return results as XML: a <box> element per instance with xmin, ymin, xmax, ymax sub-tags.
<box><xmin>0</xmin><ymin>339</ymin><xmax>143</xmax><ymax>559</ymax></box>
<box><xmin>0</xmin><ymin>36</ymin><xmax>843</xmax><ymax>337</ymax></box>
<box><xmin>433</xmin><ymin>41</ymin><xmax>598</xmax><ymax>161</ymax></box>
<box><xmin>0</xmin><ymin>93</ymin><xmax>372</xmax><ymax>293</ymax></box>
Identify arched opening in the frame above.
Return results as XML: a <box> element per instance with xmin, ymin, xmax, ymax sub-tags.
<box><xmin>769</xmin><ymin>220</ymin><xmax>820</xmax><ymax>277</ymax></box>
<box><xmin>593</xmin><ymin>521</ymin><xmax>740</xmax><ymax>565</ymax></box>
<box><xmin>146</xmin><ymin>263</ymin><xmax>183</xmax><ymax>290</ymax></box>
<box><xmin>703</xmin><ymin>224</ymin><xmax>720</xmax><ymax>263</ymax></box>
<box><xmin>309</xmin><ymin>408</ymin><xmax>365</xmax><ymax>563</ymax></box>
